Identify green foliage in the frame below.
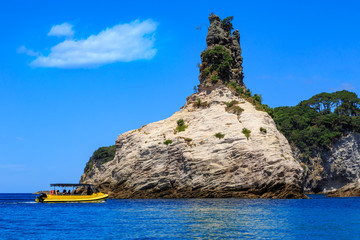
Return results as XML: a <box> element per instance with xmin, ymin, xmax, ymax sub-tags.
<box><xmin>193</xmin><ymin>98</ymin><xmax>209</xmax><ymax>108</ymax></box>
<box><xmin>84</xmin><ymin>145</ymin><xmax>116</xmax><ymax>173</ymax></box>
<box><xmin>184</xmin><ymin>138</ymin><xmax>192</xmax><ymax>142</ymax></box>
<box><xmin>164</xmin><ymin>139</ymin><xmax>173</xmax><ymax>145</ymax></box>
<box><xmin>204</xmin><ymin>68</ymin><xmax>211</xmax><ymax>76</ymax></box>
<box><xmin>177</xmin><ymin>119</ymin><xmax>185</xmax><ymax>126</ymax></box>
<box><xmin>260</xmin><ymin>127</ymin><xmax>267</xmax><ymax>134</ymax></box>
<box><xmin>272</xmin><ymin>90</ymin><xmax>360</xmax><ymax>155</ymax></box>
<box><xmin>225</xmin><ymin>81</ymin><xmax>269</xmax><ymax>113</ymax></box>
<box><xmin>252</xmin><ymin>94</ymin><xmax>262</xmax><ymax>104</ymax></box>
<box><xmin>193</xmin><ymin>85</ymin><xmax>198</xmax><ymax>93</ymax></box>
<box><xmin>201</xmin><ymin>46</ymin><xmax>233</xmax><ymax>79</ymax></box>
<box><xmin>227</xmin><ymin>81</ymin><xmax>244</xmax><ymax>95</ymax></box>
<box><xmin>300</xmin><ymin>90</ymin><xmax>360</xmax><ymax>116</ymax></box>
<box><xmin>224</xmin><ymin>100</ymin><xmax>244</xmax><ymax>115</ymax></box>
<box><xmin>215</xmin><ymin>132</ymin><xmax>225</xmax><ymax>139</ymax></box>
<box><xmin>232</xmin><ymin>106</ymin><xmax>244</xmax><ymax>115</ymax></box>
<box><xmin>176</xmin><ymin>119</ymin><xmax>188</xmax><ymax>132</ymax></box>
<box><xmin>211</xmin><ymin>74</ymin><xmax>219</xmax><ymax>84</ymax></box>
<box><xmin>262</xmin><ymin>104</ymin><xmax>274</xmax><ymax>118</ymax></box>
<box><xmin>221</xmin><ymin>16</ymin><xmax>234</xmax><ymax>32</ymax></box>
<box><xmin>177</xmin><ymin>125</ymin><xmax>188</xmax><ymax>132</ymax></box>
<box><xmin>245</xmin><ymin>89</ymin><xmax>252</xmax><ymax>98</ymax></box>
<box><xmin>224</xmin><ymin>100</ymin><xmax>239</xmax><ymax>109</ymax></box>
<box><xmin>242</xmin><ymin>128</ymin><xmax>251</xmax><ymax>140</ymax></box>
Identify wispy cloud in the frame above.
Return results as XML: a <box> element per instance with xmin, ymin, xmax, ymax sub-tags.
<box><xmin>21</xmin><ymin>19</ymin><xmax>158</xmax><ymax>69</ymax></box>
<box><xmin>17</xmin><ymin>46</ymin><xmax>39</xmax><ymax>57</ymax></box>
<box><xmin>47</xmin><ymin>22</ymin><xmax>74</xmax><ymax>38</ymax></box>
<box><xmin>329</xmin><ymin>83</ymin><xmax>356</xmax><ymax>92</ymax></box>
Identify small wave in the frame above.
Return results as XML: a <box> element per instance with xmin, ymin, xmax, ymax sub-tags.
<box><xmin>0</xmin><ymin>201</ymin><xmax>36</xmax><ymax>205</ymax></box>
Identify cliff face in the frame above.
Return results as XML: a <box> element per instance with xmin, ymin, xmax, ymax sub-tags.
<box><xmin>300</xmin><ymin>133</ymin><xmax>360</xmax><ymax>192</ymax></box>
<box><xmin>81</xmin><ymin>87</ymin><xmax>305</xmax><ymax>198</ymax></box>
<box><xmin>80</xmin><ymin>15</ymin><xmax>306</xmax><ymax>199</ymax></box>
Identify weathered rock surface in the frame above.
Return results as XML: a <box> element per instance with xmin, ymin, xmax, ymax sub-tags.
<box><xmin>81</xmin><ymin>87</ymin><xmax>306</xmax><ymax>198</ymax></box>
<box><xmin>327</xmin><ymin>180</ymin><xmax>360</xmax><ymax>197</ymax></box>
<box><xmin>298</xmin><ymin>133</ymin><xmax>360</xmax><ymax>193</ymax></box>
<box><xmin>199</xmin><ymin>15</ymin><xmax>244</xmax><ymax>90</ymax></box>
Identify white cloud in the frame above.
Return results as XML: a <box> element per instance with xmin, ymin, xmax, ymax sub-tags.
<box><xmin>17</xmin><ymin>46</ymin><xmax>39</xmax><ymax>57</ymax></box>
<box><xmin>48</xmin><ymin>22</ymin><xmax>74</xmax><ymax>38</ymax></box>
<box><xmin>30</xmin><ymin>19</ymin><xmax>158</xmax><ymax>68</ymax></box>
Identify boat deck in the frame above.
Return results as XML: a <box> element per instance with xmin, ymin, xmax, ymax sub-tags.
<box><xmin>40</xmin><ymin>193</ymin><xmax>108</xmax><ymax>203</ymax></box>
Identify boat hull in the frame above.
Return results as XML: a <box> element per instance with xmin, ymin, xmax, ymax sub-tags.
<box><xmin>36</xmin><ymin>193</ymin><xmax>109</xmax><ymax>203</ymax></box>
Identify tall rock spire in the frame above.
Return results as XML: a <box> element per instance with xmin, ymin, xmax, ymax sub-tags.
<box><xmin>199</xmin><ymin>14</ymin><xmax>245</xmax><ymax>90</ymax></box>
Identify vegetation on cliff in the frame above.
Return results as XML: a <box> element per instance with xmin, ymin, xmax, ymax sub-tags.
<box><xmin>199</xmin><ymin>14</ymin><xmax>244</xmax><ymax>88</ymax></box>
<box><xmin>272</xmin><ymin>90</ymin><xmax>360</xmax><ymax>157</ymax></box>
<box><xmin>201</xmin><ymin>45</ymin><xmax>233</xmax><ymax>80</ymax></box>
<box><xmin>84</xmin><ymin>145</ymin><xmax>116</xmax><ymax>173</ymax></box>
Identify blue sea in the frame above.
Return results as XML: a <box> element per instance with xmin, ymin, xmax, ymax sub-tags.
<box><xmin>1</xmin><ymin>194</ymin><xmax>359</xmax><ymax>239</ymax></box>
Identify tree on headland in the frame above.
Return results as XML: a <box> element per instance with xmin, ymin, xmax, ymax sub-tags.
<box><xmin>272</xmin><ymin>90</ymin><xmax>360</xmax><ymax>157</ymax></box>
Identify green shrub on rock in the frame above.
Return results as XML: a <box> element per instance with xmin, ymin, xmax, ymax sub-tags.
<box><xmin>164</xmin><ymin>139</ymin><xmax>173</xmax><ymax>145</ymax></box>
<box><xmin>211</xmin><ymin>74</ymin><xmax>219</xmax><ymax>84</ymax></box>
<box><xmin>193</xmin><ymin>98</ymin><xmax>209</xmax><ymax>108</ymax></box>
<box><xmin>215</xmin><ymin>132</ymin><xmax>225</xmax><ymax>139</ymax></box>
<box><xmin>221</xmin><ymin>16</ymin><xmax>234</xmax><ymax>32</ymax></box>
<box><xmin>242</xmin><ymin>128</ymin><xmax>251</xmax><ymax>140</ymax></box>
<box><xmin>176</xmin><ymin>119</ymin><xmax>188</xmax><ymax>132</ymax></box>
<box><xmin>224</xmin><ymin>100</ymin><xmax>244</xmax><ymax>115</ymax></box>
<box><xmin>232</xmin><ymin>106</ymin><xmax>244</xmax><ymax>115</ymax></box>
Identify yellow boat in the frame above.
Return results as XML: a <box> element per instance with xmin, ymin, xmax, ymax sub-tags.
<box><xmin>35</xmin><ymin>183</ymin><xmax>108</xmax><ymax>203</ymax></box>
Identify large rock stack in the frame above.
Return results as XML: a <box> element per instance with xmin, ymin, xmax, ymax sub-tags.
<box><xmin>80</xmin><ymin>15</ymin><xmax>307</xmax><ymax>199</ymax></box>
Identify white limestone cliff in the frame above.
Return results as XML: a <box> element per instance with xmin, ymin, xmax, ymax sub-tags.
<box><xmin>81</xmin><ymin>87</ymin><xmax>306</xmax><ymax>198</ymax></box>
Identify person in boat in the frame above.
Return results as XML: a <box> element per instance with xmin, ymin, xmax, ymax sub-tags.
<box><xmin>67</xmin><ymin>189</ymin><xmax>71</xmax><ymax>195</ymax></box>
<box><xmin>86</xmin><ymin>186</ymin><xmax>92</xmax><ymax>195</ymax></box>
<box><xmin>63</xmin><ymin>189</ymin><xmax>67</xmax><ymax>195</ymax></box>
<box><xmin>56</xmin><ymin>190</ymin><xmax>60</xmax><ymax>195</ymax></box>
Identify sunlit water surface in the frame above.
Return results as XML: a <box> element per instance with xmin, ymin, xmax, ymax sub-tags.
<box><xmin>0</xmin><ymin>194</ymin><xmax>359</xmax><ymax>239</ymax></box>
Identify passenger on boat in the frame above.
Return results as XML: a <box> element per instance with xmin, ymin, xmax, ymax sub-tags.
<box><xmin>86</xmin><ymin>187</ymin><xmax>92</xmax><ymax>195</ymax></box>
<box><xmin>56</xmin><ymin>190</ymin><xmax>60</xmax><ymax>195</ymax></box>
<box><xmin>67</xmin><ymin>189</ymin><xmax>71</xmax><ymax>195</ymax></box>
<box><xmin>63</xmin><ymin>189</ymin><xmax>67</xmax><ymax>195</ymax></box>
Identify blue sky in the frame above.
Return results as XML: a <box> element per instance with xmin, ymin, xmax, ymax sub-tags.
<box><xmin>1</xmin><ymin>0</ymin><xmax>360</xmax><ymax>192</ymax></box>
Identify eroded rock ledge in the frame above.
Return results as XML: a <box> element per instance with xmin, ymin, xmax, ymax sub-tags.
<box><xmin>327</xmin><ymin>181</ymin><xmax>360</xmax><ymax>197</ymax></box>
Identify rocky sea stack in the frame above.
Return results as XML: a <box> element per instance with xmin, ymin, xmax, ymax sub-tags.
<box><xmin>80</xmin><ymin>14</ymin><xmax>307</xmax><ymax>199</ymax></box>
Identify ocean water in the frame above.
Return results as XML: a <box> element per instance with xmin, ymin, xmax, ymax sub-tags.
<box><xmin>0</xmin><ymin>194</ymin><xmax>359</xmax><ymax>239</ymax></box>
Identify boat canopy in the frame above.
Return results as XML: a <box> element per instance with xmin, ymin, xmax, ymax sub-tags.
<box><xmin>50</xmin><ymin>183</ymin><xmax>94</xmax><ymax>188</ymax></box>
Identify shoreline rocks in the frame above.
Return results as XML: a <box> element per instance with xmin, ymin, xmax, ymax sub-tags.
<box><xmin>327</xmin><ymin>181</ymin><xmax>360</xmax><ymax>197</ymax></box>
